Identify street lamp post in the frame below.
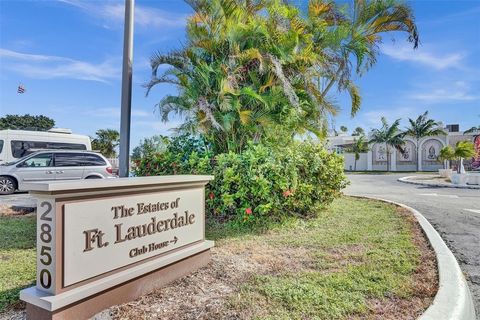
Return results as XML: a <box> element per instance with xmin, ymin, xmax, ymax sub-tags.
<box><xmin>119</xmin><ymin>0</ymin><xmax>134</xmax><ymax>177</ymax></box>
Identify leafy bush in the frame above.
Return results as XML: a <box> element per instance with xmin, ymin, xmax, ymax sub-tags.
<box><xmin>166</xmin><ymin>134</ymin><xmax>212</xmax><ymax>159</ymax></box>
<box><xmin>134</xmin><ymin>138</ymin><xmax>347</xmax><ymax>226</ymax></box>
<box><xmin>134</xmin><ymin>135</ymin><xmax>213</xmax><ymax>176</ymax></box>
<box><xmin>131</xmin><ymin>135</ymin><xmax>169</xmax><ymax>160</ymax></box>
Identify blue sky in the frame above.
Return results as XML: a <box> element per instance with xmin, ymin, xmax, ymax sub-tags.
<box><xmin>0</xmin><ymin>0</ymin><xmax>479</xmax><ymax>148</ymax></box>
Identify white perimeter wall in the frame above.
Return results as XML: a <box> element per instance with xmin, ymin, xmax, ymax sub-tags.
<box><xmin>343</xmin><ymin>153</ymin><xmax>368</xmax><ymax>171</ymax></box>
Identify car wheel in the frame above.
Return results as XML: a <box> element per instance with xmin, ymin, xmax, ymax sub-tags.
<box><xmin>85</xmin><ymin>176</ymin><xmax>102</xmax><ymax>179</ymax></box>
<box><xmin>0</xmin><ymin>177</ymin><xmax>16</xmax><ymax>195</ymax></box>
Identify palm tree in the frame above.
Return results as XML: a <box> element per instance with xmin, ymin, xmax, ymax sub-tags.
<box><xmin>438</xmin><ymin>146</ymin><xmax>454</xmax><ymax>170</ymax></box>
<box><xmin>346</xmin><ymin>135</ymin><xmax>369</xmax><ymax>171</ymax></box>
<box><xmin>405</xmin><ymin>111</ymin><xmax>446</xmax><ymax>171</ymax></box>
<box><xmin>131</xmin><ymin>135</ymin><xmax>169</xmax><ymax>160</ymax></box>
<box><xmin>146</xmin><ymin>0</ymin><xmax>307</xmax><ymax>153</ymax></box>
<box><xmin>453</xmin><ymin>141</ymin><xmax>475</xmax><ymax>174</ymax></box>
<box><xmin>369</xmin><ymin>117</ymin><xmax>405</xmax><ymax>171</ymax></box>
<box><xmin>464</xmin><ymin>126</ymin><xmax>480</xmax><ymax>134</ymax></box>
<box><xmin>145</xmin><ymin>0</ymin><xmax>419</xmax><ymax>153</ymax></box>
<box><xmin>91</xmin><ymin>129</ymin><xmax>120</xmax><ymax>158</ymax></box>
<box><xmin>352</xmin><ymin>127</ymin><xmax>365</xmax><ymax>136</ymax></box>
<box><xmin>315</xmin><ymin>0</ymin><xmax>419</xmax><ymax>114</ymax></box>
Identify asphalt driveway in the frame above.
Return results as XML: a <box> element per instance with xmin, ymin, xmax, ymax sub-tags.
<box><xmin>344</xmin><ymin>173</ymin><xmax>480</xmax><ymax>315</ymax></box>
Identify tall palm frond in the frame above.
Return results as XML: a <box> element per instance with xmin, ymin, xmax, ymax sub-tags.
<box><xmin>369</xmin><ymin>117</ymin><xmax>405</xmax><ymax>171</ymax></box>
<box><xmin>145</xmin><ymin>0</ymin><xmax>419</xmax><ymax>153</ymax></box>
<box><xmin>464</xmin><ymin>126</ymin><xmax>480</xmax><ymax>134</ymax></box>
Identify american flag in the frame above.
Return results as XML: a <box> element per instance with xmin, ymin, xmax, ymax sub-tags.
<box><xmin>17</xmin><ymin>84</ymin><xmax>26</xmax><ymax>94</ymax></box>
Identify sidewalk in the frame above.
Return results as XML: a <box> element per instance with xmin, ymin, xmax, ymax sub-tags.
<box><xmin>398</xmin><ymin>175</ymin><xmax>480</xmax><ymax>189</ymax></box>
<box><xmin>0</xmin><ymin>193</ymin><xmax>36</xmax><ymax>215</ymax></box>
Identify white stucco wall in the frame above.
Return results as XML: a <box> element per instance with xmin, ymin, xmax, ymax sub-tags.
<box><xmin>344</xmin><ymin>153</ymin><xmax>368</xmax><ymax>171</ymax></box>
<box><xmin>332</xmin><ymin>132</ymin><xmax>475</xmax><ymax>172</ymax></box>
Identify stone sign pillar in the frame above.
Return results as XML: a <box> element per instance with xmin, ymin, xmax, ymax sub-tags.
<box><xmin>20</xmin><ymin>175</ymin><xmax>214</xmax><ymax>320</ymax></box>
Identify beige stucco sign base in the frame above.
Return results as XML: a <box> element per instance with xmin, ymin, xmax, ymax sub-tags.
<box><xmin>20</xmin><ymin>175</ymin><xmax>214</xmax><ymax>320</ymax></box>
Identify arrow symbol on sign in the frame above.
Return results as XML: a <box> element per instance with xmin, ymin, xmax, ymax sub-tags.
<box><xmin>170</xmin><ymin>236</ymin><xmax>178</xmax><ymax>244</ymax></box>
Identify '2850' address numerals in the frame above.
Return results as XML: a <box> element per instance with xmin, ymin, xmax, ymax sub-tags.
<box><xmin>39</xmin><ymin>201</ymin><xmax>53</xmax><ymax>289</ymax></box>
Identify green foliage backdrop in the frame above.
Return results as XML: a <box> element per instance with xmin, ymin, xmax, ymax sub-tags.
<box><xmin>134</xmin><ymin>0</ymin><xmax>419</xmax><ymax>225</ymax></box>
<box><xmin>146</xmin><ymin>0</ymin><xmax>419</xmax><ymax>154</ymax></box>
<box><xmin>0</xmin><ymin>114</ymin><xmax>55</xmax><ymax>131</ymax></box>
<box><xmin>134</xmin><ymin>136</ymin><xmax>347</xmax><ymax>225</ymax></box>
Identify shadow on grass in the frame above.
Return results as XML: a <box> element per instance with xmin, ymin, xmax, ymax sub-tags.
<box><xmin>0</xmin><ymin>283</ymin><xmax>33</xmax><ymax>312</ymax></box>
<box><xmin>205</xmin><ymin>214</ymin><xmax>304</xmax><ymax>241</ymax></box>
<box><xmin>206</xmin><ymin>218</ymin><xmax>277</xmax><ymax>241</ymax></box>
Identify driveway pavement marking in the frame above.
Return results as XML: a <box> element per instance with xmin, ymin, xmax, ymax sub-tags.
<box><xmin>464</xmin><ymin>209</ymin><xmax>480</xmax><ymax>214</ymax></box>
<box><xmin>419</xmin><ymin>193</ymin><xmax>459</xmax><ymax>198</ymax></box>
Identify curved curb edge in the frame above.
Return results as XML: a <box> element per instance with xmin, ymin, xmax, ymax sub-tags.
<box><xmin>350</xmin><ymin>195</ymin><xmax>477</xmax><ymax>320</ymax></box>
<box><xmin>398</xmin><ymin>176</ymin><xmax>480</xmax><ymax>190</ymax></box>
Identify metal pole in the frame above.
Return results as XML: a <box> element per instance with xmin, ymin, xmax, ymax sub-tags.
<box><xmin>119</xmin><ymin>0</ymin><xmax>134</xmax><ymax>177</ymax></box>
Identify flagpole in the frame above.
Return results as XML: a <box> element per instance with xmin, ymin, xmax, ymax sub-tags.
<box><xmin>119</xmin><ymin>0</ymin><xmax>134</xmax><ymax>177</ymax></box>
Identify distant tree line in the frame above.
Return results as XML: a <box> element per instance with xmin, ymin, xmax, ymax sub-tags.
<box><xmin>0</xmin><ymin>114</ymin><xmax>55</xmax><ymax>131</ymax></box>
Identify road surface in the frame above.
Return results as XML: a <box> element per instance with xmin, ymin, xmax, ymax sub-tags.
<box><xmin>344</xmin><ymin>173</ymin><xmax>480</xmax><ymax>315</ymax></box>
<box><xmin>0</xmin><ymin>192</ymin><xmax>36</xmax><ymax>208</ymax></box>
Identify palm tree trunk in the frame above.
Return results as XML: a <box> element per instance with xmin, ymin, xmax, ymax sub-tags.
<box><xmin>354</xmin><ymin>158</ymin><xmax>357</xmax><ymax>171</ymax></box>
<box><xmin>320</xmin><ymin>62</ymin><xmax>345</xmax><ymax>98</ymax></box>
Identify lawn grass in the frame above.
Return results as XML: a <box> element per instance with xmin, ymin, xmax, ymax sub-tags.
<box><xmin>1</xmin><ymin>197</ymin><xmax>436</xmax><ymax>319</ymax></box>
<box><xmin>207</xmin><ymin>196</ymin><xmax>436</xmax><ymax>319</ymax></box>
<box><xmin>0</xmin><ymin>215</ymin><xmax>36</xmax><ymax>311</ymax></box>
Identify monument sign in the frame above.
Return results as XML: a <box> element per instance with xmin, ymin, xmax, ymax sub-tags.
<box><xmin>20</xmin><ymin>175</ymin><xmax>214</xmax><ymax>320</ymax></box>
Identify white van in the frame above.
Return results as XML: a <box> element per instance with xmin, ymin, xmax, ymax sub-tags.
<box><xmin>0</xmin><ymin>129</ymin><xmax>91</xmax><ymax>164</ymax></box>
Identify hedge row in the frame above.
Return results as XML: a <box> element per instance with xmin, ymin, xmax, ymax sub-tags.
<box><xmin>134</xmin><ymin>139</ymin><xmax>347</xmax><ymax>225</ymax></box>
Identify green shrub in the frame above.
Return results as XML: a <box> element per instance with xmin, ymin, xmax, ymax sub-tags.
<box><xmin>133</xmin><ymin>139</ymin><xmax>347</xmax><ymax>226</ymax></box>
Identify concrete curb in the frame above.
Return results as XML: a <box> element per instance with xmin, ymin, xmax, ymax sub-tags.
<box><xmin>398</xmin><ymin>176</ymin><xmax>480</xmax><ymax>190</ymax></box>
<box><xmin>351</xmin><ymin>196</ymin><xmax>476</xmax><ymax>320</ymax></box>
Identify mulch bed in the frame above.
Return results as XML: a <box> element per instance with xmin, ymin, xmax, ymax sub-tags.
<box><xmin>0</xmin><ymin>205</ymin><xmax>35</xmax><ymax>217</ymax></box>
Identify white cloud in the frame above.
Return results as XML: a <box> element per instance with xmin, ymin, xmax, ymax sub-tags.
<box><xmin>0</xmin><ymin>48</ymin><xmax>119</xmax><ymax>82</ymax></box>
<box><xmin>135</xmin><ymin>6</ymin><xmax>186</xmax><ymax>28</ymax></box>
<box><xmin>362</xmin><ymin>107</ymin><xmax>415</xmax><ymax>127</ymax></box>
<box><xmin>132</xmin><ymin>109</ymin><xmax>153</xmax><ymax>117</ymax></box>
<box><xmin>411</xmin><ymin>91</ymin><xmax>477</xmax><ymax>102</ymax></box>
<box><xmin>410</xmin><ymin>81</ymin><xmax>479</xmax><ymax>102</ymax></box>
<box><xmin>0</xmin><ymin>48</ymin><xmax>62</xmax><ymax>62</ymax></box>
<box><xmin>132</xmin><ymin>119</ymin><xmax>182</xmax><ymax>134</ymax></box>
<box><xmin>381</xmin><ymin>43</ymin><xmax>464</xmax><ymax>70</ymax></box>
<box><xmin>421</xmin><ymin>6</ymin><xmax>480</xmax><ymax>26</ymax></box>
<box><xmin>58</xmin><ymin>0</ymin><xmax>187</xmax><ymax>29</ymax></box>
